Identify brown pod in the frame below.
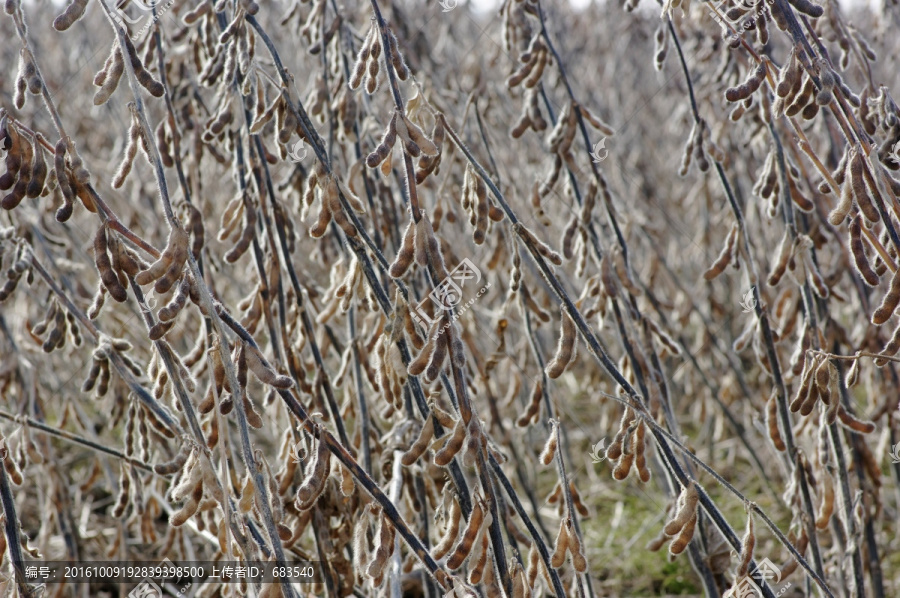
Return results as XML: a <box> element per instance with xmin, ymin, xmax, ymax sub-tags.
<box><xmin>703</xmin><ymin>223</ymin><xmax>738</xmax><ymax>280</ymax></box>
<box><xmin>434</xmin><ymin>417</ymin><xmax>466</xmax><ymax>466</ymax></box>
<box><xmin>94</xmin><ymin>48</ymin><xmax>124</xmax><ymax>106</ymax></box>
<box><xmin>545</xmin><ymin>309</ymin><xmax>576</xmax><ymax>378</ymax></box>
<box><xmin>766</xmin><ymin>394</ymin><xmax>786</xmax><ymax>451</ymax></box>
<box><xmin>54</xmin><ymin>138</ymin><xmax>75</xmax><ymax>221</ymax></box>
<box><xmin>94</xmin><ymin>226</ymin><xmax>128</xmax><ymax>302</ymax></box>
<box><xmin>872</xmin><ymin>266</ymin><xmax>900</xmax><ymax>325</ymax></box>
<box><xmin>52</xmin><ymin>0</ymin><xmax>88</xmax><ymax>31</ymax></box>
<box><xmin>401</xmin><ymin>416</ymin><xmax>434</xmax><ymax>466</ymax></box>
<box><xmin>446</xmin><ymin>499</ymin><xmax>485</xmax><ymax>570</ymax></box>
<box><xmin>836</xmin><ymin>405</ymin><xmax>876</xmax><ymax>433</ymax></box>
<box><xmin>389</xmin><ymin>218</ymin><xmax>416</xmax><ymax>278</ymax></box>
<box><xmin>539</xmin><ymin>424</ymin><xmax>558</xmax><ymax>466</ymax></box>
<box><xmin>26</xmin><ymin>139</ymin><xmax>47</xmax><ymax>199</ymax></box>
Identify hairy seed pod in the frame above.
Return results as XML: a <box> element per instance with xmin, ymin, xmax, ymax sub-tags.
<box><xmin>664</xmin><ymin>482</ymin><xmax>699</xmax><ymax>537</ymax></box>
<box><xmin>26</xmin><ymin>138</ymin><xmax>47</xmax><ymax>199</ymax></box>
<box><xmin>295</xmin><ymin>436</ymin><xmax>331</xmax><ymax>510</ymax></box>
<box><xmin>94</xmin><ymin>225</ymin><xmax>127</xmax><ymax>302</ymax></box>
<box><xmin>123</xmin><ymin>37</ymin><xmax>165</xmax><ymax>97</ymax></box>
<box><xmin>872</xmin><ymin>266</ymin><xmax>900</xmax><ymax>325</ymax></box>
<box><xmin>815</xmin><ymin>471</ymin><xmax>835</xmax><ymax>529</ymax></box>
<box><xmin>836</xmin><ymin>405</ymin><xmax>875</xmax><ymax>433</ymax></box>
<box><xmin>170</xmin><ymin>480</ymin><xmax>203</xmax><ymax>526</ymax></box>
<box><xmin>434</xmin><ymin>417</ymin><xmax>466</xmax><ymax>466</ymax></box>
<box><xmin>389</xmin><ymin>218</ymin><xmax>416</xmax><ymax>278</ymax></box>
<box><xmin>539</xmin><ymin>423</ymin><xmax>558</xmax><ymax>466</ymax></box>
<box><xmin>447</xmin><ymin>499</ymin><xmax>485</xmax><ymax>570</ymax></box>
<box><xmin>135</xmin><ymin>225</ymin><xmax>189</xmax><ymax>293</ymax></box>
<box><xmin>550</xmin><ymin>519</ymin><xmax>570</xmax><ymax>569</ymax></box>
<box><xmin>225</xmin><ymin>196</ymin><xmax>257</xmax><ymax>263</ymax></box>
<box><xmin>775</xmin><ymin>50</ymin><xmax>798</xmax><ymax>99</ymax></box>
<box><xmin>703</xmin><ymin>223</ymin><xmax>738</xmax><ymax>280</ymax></box>
<box><xmin>545</xmin><ymin>309</ymin><xmax>576</xmax><ymax>378</ymax></box>
<box><xmin>113</xmin><ymin>117</ymin><xmax>141</xmax><ymax>189</ymax></box>
<box><xmin>767</xmin><ymin>232</ymin><xmax>791</xmax><ymax>287</ymax></box>
<box><xmin>245</xmin><ymin>344</ymin><xmax>293</xmax><ymax>389</ymax></box>
<box><xmin>158</xmin><ymin>279</ymin><xmax>189</xmax><ymax>322</ymax></box>
<box><xmin>766</xmin><ymin>393</ymin><xmax>786</xmax><ymax>451</ymax></box>
<box><xmin>433</xmin><ymin>497</ymin><xmax>461</xmax><ymax>560</ymax></box>
<box><xmin>516</xmin><ymin>223</ymin><xmax>563</xmax><ymax>266</ymax></box>
<box><xmin>349</xmin><ymin>28</ymin><xmax>374</xmax><ymax>90</ymax></box>
<box><xmin>725</xmin><ymin>62</ymin><xmax>765</xmax><ymax>102</ymax></box>
<box><xmin>387</xmin><ymin>28</ymin><xmax>409</xmax><ymax>81</ymax></box>
<box><xmin>787</xmin><ymin>0</ymin><xmax>824</xmax><ymax>17</ymax></box>
<box><xmin>849</xmin><ymin>151</ymin><xmax>880</xmax><ymax>223</ymax></box>
<box><xmin>52</xmin><ymin>0</ymin><xmax>88</xmax><ymax>31</ymax></box>
<box><xmin>516</xmin><ymin>379</ymin><xmax>542</xmax><ymax>427</ymax></box>
<box><xmin>154</xmin><ymin>442</ymin><xmax>190</xmax><ymax>475</ymax></box>
<box><xmin>54</xmin><ymin>138</ymin><xmax>75</xmax><ymax>221</ymax></box>
<box><xmin>401</xmin><ymin>416</ymin><xmax>434</xmax><ymax>466</ymax></box>
<box><xmin>94</xmin><ymin>47</ymin><xmax>124</xmax><ymax>106</ymax></box>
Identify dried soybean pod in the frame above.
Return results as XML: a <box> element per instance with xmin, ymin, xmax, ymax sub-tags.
<box><xmin>434</xmin><ymin>417</ymin><xmax>466</xmax><ymax>466</ymax></box>
<box><xmin>828</xmin><ymin>175</ymin><xmax>853</xmax><ymax>226</ymax></box>
<box><xmin>815</xmin><ymin>471</ymin><xmax>835</xmax><ymax>529</ymax></box>
<box><xmin>123</xmin><ymin>37</ymin><xmax>165</xmax><ymax>97</ymax></box>
<box><xmin>767</xmin><ymin>393</ymin><xmax>786</xmax><ymax>451</ymax></box>
<box><xmin>26</xmin><ymin>137</ymin><xmax>47</xmax><ymax>199</ymax></box>
<box><xmin>94</xmin><ymin>225</ymin><xmax>128</xmax><ymax>302</ymax></box>
<box><xmin>545</xmin><ymin>308</ymin><xmax>576</xmax><ymax>378</ymax></box>
<box><xmin>387</xmin><ymin>27</ymin><xmax>409</xmax><ymax>81</ymax></box>
<box><xmin>349</xmin><ymin>27</ymin><xmax>373</xmax><ymax>90</ymax></box>
<box><xmin>367</xmin><ymin>112</ymin><xmax>397</xmax><ymax>168</ymax></box>
<box><xmin>401</xmin><ymin>416</ymin><xmax>434</xmax><ymax>466</ymax></box>
<box><xmin>54</xmin><ymin>138</ymin><xmax>75</xmax><ymax>222</ymax></box>
<box><xmin>849</xmin><ymin>151</ymin><xmax>880</xmax><ymax>223</ymax></box>
<box><xmin>224</xmin><ymin>195</ymin><xmax>257</xmax><ymax>263</ymax></box>
<box><xmin>549</xmin><ymin>519</ymin><xmax>570</xmax><ymax>568</ymax></box>
<box><xmin>767</xmin><ymin>231</ymin><xmax>791</xmax><ymax>286</ymax></box>
<box><xmin>295</xmin><ymin>436</ymin><xmax>331</xmax><ymax>509</ymax></box>
<box><xmin>154</xmin><ymin>442</ymin><xmax>190</xmax><ymax>475</ymax></box>
<box><xmin>516</xmin><ymin>379</ymin><xmax>542</xmax><ymax>427</ymax></box>
<box><xmin>872</xmin><ymin>266</ymin><xmax>900</xmax><ymax>325</ymax></box>
<box><xmin>539</xmin><ymin>422</ymin><xmax>558</xmax><ymax>466</ymax></box>
<box><xmin>703</xmin><ymin>223</ymin><xmax>738</xmax><ymax>280</ymax></box>
<box><xmin>113</xmin><ymin>116</ymin><xmax>141</xmax><ymax>188</ymax></box>
<box><xmin>170</xmin><ymin>480</ymin><xmax>203</xmax><ymax>526</ymax></box>
<box><xmin>389</xmin><ymin>218</ymin><xmax>416</xmax><ymax>278</ymax></box>
<box><xmin>433</xmin><ymin>497</ymin><xmax>461</xmax><ymax>560</ymax></box>
<box><xmin>408</xmin><ymin>323</ymin><xmax>438</xmax><ymax>376</ymax></box>
<box><xmin>446</xmin><ymin>499</ymin><xmax>485</xmax><ymax>570</ymax></box>
<box><xmin>836</xmin><ymin>405</ymin><xmax>876</xmax><ymax>433</ymax></box>
<box><xmin>245</xmin><ymin>344</ymin><xmax>293</xmax><ymax>389</ymax></box>
<box><xmin>669</xmin><ymin>511</ymin><xmax>697</xmax><ymax>555</ymax></box>
<box><xmin>94</xmin><ymin>47</ymin><xmax>124</xmax><ymax>106</ymax></box>
<box><xmin>53</xmin><ymin>0</ymin><xmax>88</xmax><ymax>31</ymax></box>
